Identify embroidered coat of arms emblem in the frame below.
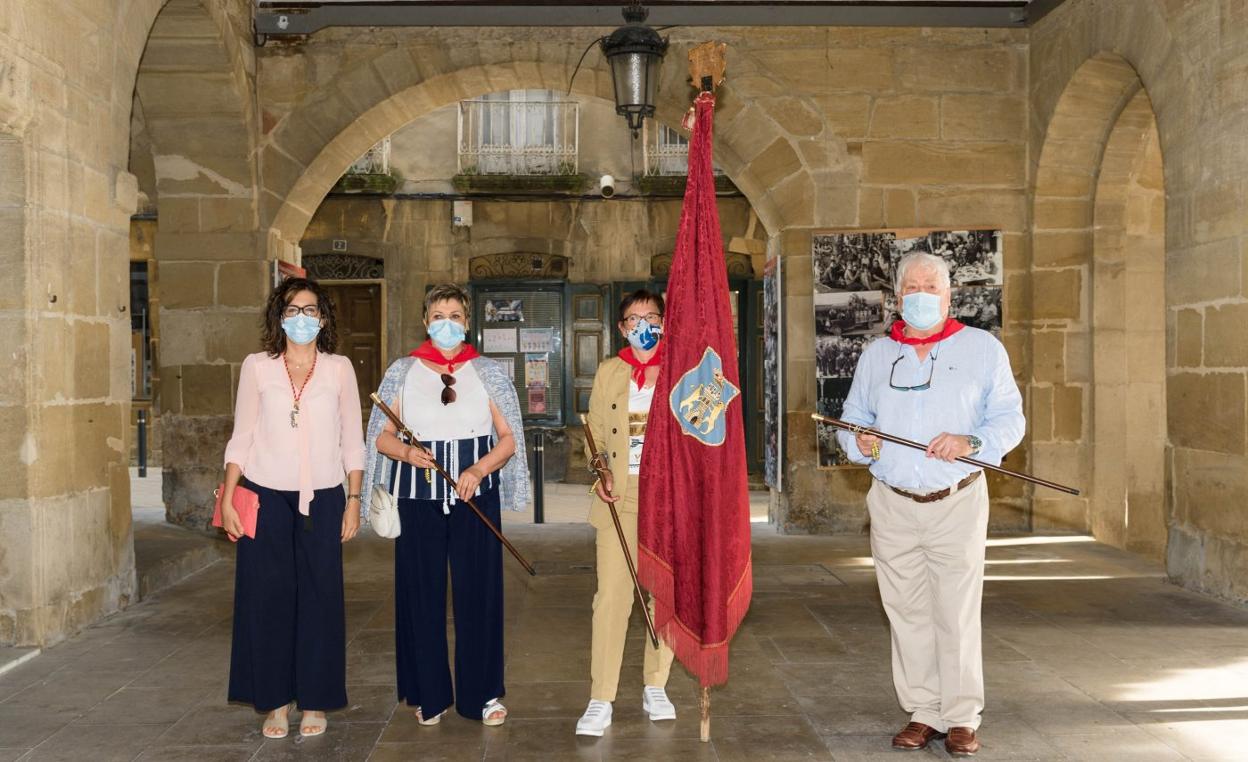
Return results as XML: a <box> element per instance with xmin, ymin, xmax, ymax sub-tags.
<box><xmin>669</xmin><ymin>347</ymin><xmax>740</xmax><ymax>447</ymax></box>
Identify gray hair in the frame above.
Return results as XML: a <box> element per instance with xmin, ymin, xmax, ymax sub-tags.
<box><xmin>894</xmin><ymin>252</ymin><xmax>951</xmax><ymax>294</ymax></box>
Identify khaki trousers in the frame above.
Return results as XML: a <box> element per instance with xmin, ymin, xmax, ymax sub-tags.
<box><xmin>589</xmin><ymin>476</ymin><xmax>674</xmax><ymax>702</ymax></box>
<box><xmin>867</xmin><ymin>475</ymin><xmax>990</xmax><ymax>732</ymax></box>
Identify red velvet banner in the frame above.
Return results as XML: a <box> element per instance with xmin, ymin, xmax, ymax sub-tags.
<box><xmin>637</xmin><ymin>92</ymin><xmax>753</xmax><ymax>687</ymax></box>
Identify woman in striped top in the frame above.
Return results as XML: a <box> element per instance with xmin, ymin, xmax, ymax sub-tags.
<box><xmin>372</xmin><ymin>283</ymin><xmax>521</xmax><ymax>728</ymax></box>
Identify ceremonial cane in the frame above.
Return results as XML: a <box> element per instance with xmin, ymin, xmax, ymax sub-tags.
<box><xmin>370</xmin><ymin>393</ymin><xmax>537</xmax><ymax>576</ymax></box>
<box><xmin>579</xmin><ymin>414</ymin><xmax>661</xmax><ymax>650</ymax></box>
<box><xmin>811</xmin><ymin>414</ymin><xmax>1081</xmax><ymax>496</ymax></box>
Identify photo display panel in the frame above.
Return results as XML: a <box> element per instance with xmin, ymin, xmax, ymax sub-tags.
<box><xmin>812</xmin><ymin>229</ymin><xmax>1004</xmax><ymax>468</ymax></box>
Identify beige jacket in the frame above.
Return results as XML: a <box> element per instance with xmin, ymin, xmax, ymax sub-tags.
<box><xmin>585</xmin><ymin>357</ymin><xmax>646</xmax><ymax>515</ymax></box>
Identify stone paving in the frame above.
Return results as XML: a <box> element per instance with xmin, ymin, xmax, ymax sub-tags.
<box><xmin>1</xmin><ymin>520</ymin><xmax>1246</xmax><ymax>761</ymax></box>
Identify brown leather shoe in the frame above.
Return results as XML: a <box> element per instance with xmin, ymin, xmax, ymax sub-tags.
<box><xmin>891</xmin><ymin>722</ymin><xmax>941</xmax><ymax>751</ymax></box>
<box><xmin>945</xmin><ymin>727</ymin><xmax>980</xmax><ymax>756</ymax></box>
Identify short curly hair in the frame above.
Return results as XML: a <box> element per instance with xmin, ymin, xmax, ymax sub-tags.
<box><xmin>424</xmin><ymin>283</ymin><xmax>471</xmax><ymax>318</ymax></box>
<box><xmin>260</xmin><ymin>277</ymin><xmax>339</xmax><ymax>357</ymax></box>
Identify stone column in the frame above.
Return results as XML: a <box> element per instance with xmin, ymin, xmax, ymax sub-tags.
<box><xmin>136</xmin><ymin>0</ymin><xmax>264</xmax><ymax>531</ymax></box>
<box><xmin>0</xmin><ymin>63</ymin><xmax>139</xmax><ymax>645</ymax></box>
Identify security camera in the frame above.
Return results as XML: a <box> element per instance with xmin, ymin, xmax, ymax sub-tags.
<box><xmin>599</xmin><ymin>174</ymin><xmax>616</xmax><ymax>198</ymax></box>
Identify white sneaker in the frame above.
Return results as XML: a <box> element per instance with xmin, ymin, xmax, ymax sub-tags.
<box><xmin>575</xmin><ymin>700</ymin><xmax>613</xmax><ymax>737</ymax></box>
<box><xmin>642</xmin><ymin>686</ymin><xmax>676</xmax><ymax>721</ymax></box>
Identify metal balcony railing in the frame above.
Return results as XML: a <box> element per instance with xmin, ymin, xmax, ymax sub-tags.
<box><xmin>457</xmin><ymin>98</ymin><xmax>579</xmax><ymax>176</ymax></box>
<box><xmin>347</xmin><ymin>136</ymin><xmax>391</xmax><ymax>176</ymax></box>
<box><xmin>643</xmin><ymin>123</ymin><xmax>691</xmax><ymax>177</ymax></box>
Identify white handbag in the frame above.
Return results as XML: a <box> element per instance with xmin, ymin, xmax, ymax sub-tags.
<box><xmin>370</xmin><ymin>483</ymin><xmax>401</xmax><ymax>539</ymax></box>
<box><xmin>369</xmin><ymin>383</ymin><xmax>403</xmax><ymax>539</ymax></box>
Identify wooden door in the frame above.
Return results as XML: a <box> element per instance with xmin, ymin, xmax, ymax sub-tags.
<box><xmin>325</xmin><ymin>282</ymin><xmax>382</xmax><ymax>411</ymax></box>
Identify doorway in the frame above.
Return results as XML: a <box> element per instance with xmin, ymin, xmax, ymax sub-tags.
<box><xmin>323</xmin><ymin>280</ymin><xmax>385</xmax><ymax>412</ymax></box>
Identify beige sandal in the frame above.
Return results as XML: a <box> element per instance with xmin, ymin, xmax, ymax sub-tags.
<box><xmin>299</xmin><ymin>710</ymin><xmax>327</xmax><ymax>737</ymax></box>
<box><xmin>262</xmin><ymin>705</ymin><xmax>291</xmax><ymax>739</ymax></box>
<box><xmin>415</xmin><ymin>707</ymin><xmax>445</xmax><ymax>726</ymax></box>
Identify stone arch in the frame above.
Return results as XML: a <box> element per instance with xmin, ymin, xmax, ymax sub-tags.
<box><xmin>130</xmin><ymin>0</ymin><xmax>264</xmax><ymax>529</ymax></box>
<box><xmin>1089</xmin><ymin>90</ymin><xmax>1166</xmax><ymax>559</ymax></box>
<box><xmin>1030</xmin><ymin>52</ymin><xmax>1167</xmax><ymax>559</ymax></box>
<box><xmin>259</xmin><ymin>38</ymin><xmax>833</xmax><ymax>255</ymax></box>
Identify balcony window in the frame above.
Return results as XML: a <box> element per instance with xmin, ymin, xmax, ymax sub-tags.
<box><xmin>458</xmin><ymin>90</ymin><xmax>579</xmax><ymax>176</ymax></box>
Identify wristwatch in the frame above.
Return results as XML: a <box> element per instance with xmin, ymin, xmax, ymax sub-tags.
<box><xmin>966</xmin><ymin>435</ymin><xmax>983</xmax><ymax>457</ymax></box>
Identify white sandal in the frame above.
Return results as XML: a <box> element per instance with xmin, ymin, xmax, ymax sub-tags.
<box><xmin>482</xmin><ymin>698</ymin><xmax>507</xmax><ymax>727</ymax></box>
<box><xmin>262</xmin><ymin>704</ymin><xmax>291</xmax><ymax>739</ymax></box>
<box><xmin>415</xmin><ymin>707</ymin><xmax>445</xmax><ymax>726</ymax></box>
<box><xmin>299</xmin><ymin>711</ymin><xmax>327</xmax><ymax>737</ymax></box>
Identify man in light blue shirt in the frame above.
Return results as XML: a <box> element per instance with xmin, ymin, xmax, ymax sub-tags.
<box><xmin>835</xmin><ymin>252</ymin><xmax>1024</xmax><ymax>757</ymax></box>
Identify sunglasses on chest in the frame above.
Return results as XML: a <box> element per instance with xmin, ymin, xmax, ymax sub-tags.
<box><xmin>889</xmin><ymin>345</ymin><xmax>939</xmax><ymax>392</ymax></box>
<box><xmin>440</xmin><ymin>373</ymin><xmax>456</xmax><ymax>405</ymax></box>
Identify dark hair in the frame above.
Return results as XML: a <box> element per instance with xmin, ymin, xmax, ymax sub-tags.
<box><xmin>617</xmin><ymin>289</ymin><xmax>665</xmax><ymax>324</ymax></box>
<box><xmin>261</xmin><ymin>277</ymin><xmax>339</xmax><ymax>357</ymax></box>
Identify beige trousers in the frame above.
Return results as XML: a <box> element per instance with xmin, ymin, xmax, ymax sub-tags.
<box><xmin>589</xmin><ymin>476</ymin><xmax>674</xmax><ymax>702</ymax></box>
<box><xmin>867</xmin><ymin>475</ymin><xmax>990</xmax><ymax>732</ymax></box>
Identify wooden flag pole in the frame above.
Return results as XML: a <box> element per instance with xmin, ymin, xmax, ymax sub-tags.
<box><xmin>688</xmin><ymin>39</ymin><xmax>726</xmax><ymax>746</ymax></box>
<box><xmin>700</xmin><ymin>687</ymin><xmax>711</xmax><ymax>742</ymax></box>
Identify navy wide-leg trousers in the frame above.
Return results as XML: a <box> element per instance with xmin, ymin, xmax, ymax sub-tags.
<box><xmin>394</xmin><ymin>487</ymin><xmax>505</xmax><ymax>721</ymax></box>
<box><xmin>228</xmin><ymin>477</ymin><xmax>348</xmax><ymax>713</ymax></box>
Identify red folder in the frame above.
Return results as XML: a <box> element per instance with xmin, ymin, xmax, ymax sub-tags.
<box><xmin>211</xmin><ymin>483</ymin><xmax>260</xmax><ymax>541</ymax></box>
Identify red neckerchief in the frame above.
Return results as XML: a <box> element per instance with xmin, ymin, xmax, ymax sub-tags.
<box><xmin>888</xmin><ymin>318</ymin><xmax>965</xmax><ymax>346</ymax></box>
<box><xmin>619</xmin><ymin>344</ymin><xmax>664</xmax><ymax>390</ymax></box>
<box><xmin>410</xmin><ymin>340</ymin><xmax>480</xmax><ymax>372</ymax></box>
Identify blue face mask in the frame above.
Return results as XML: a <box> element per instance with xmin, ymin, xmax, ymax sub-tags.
<box><xmin>281</xmin><ymin>314</ymin><xmax>321</xmax><ymax>346</ymax></box>
<box><xmin>428</xmin><ymin>318</ymin><xmax>467</xmax><ymax>350</ymax></box>
<box><xmin>626</xmin><ymin>319</ymin><xmax>662</xmax><ymax>352</ymax></box>
<box><xmin>901</xmin><ymin>292</ymin><xmax>944</xmax><ymax>331</ymax></box>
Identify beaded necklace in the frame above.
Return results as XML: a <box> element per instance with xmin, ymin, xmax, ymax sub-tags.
<box><xmin>283</xmin><ymin>352</ymin><xmax>318</xmax><ymax>428</ymax></box>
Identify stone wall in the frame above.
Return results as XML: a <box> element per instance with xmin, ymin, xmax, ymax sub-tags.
<box><xmin>0</xmin><ymin>0</ymin><xmax>150</xmax><ymax>646</ymax></box>
<box><xmin>301</xmin><ymin>195</ymin><xmax>755</xmax><ymax>361</ymax></box>
<box><xmin>6</xmin><ymin>0</ymin><xmax>1248</xmax><ymax>648</ymax></box>
<box><xmin>384</xmin><ymin>93</ymin><xmax>687</xmax><ymax>196</ymax></box>
<box><xmin>1031</xmin><ymin>0</ymin><xmax>1248</xmax><ymax>601</ymax></box>
<box><xmin>255</xmin><ymin>25</ymin><xmax>1032</xmax><ymax>535</ymax></box>
<box><xmin>762</xmin><ymin>29</ymin><xmax>1032</xmax><ymax>533</ymax></box>
<box><xmin>131</xmin><ymin>0</ymin><xmax>265</xmax><ymax>532</ymax></box>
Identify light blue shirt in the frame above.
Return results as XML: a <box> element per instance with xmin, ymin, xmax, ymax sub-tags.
<box><xmin>835</xmin><ymin>326</ymin><xmax>1025</xmax><ymax>492</ymax></box>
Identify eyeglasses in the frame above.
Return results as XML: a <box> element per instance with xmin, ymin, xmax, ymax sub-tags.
<box><xmin>283</xmin><ymin>304</ymin><xmax>321</xmax><ymax>319</ymax></box>
<box><xmin>623</xmin><ymin>313</ymin><xmax>662</xmax><ymax>327</ymax></box>
<box><xmin>888</xmin><ymin>348</ymin><xmax>937</xmax><ymax>392</ymax></box>
<box><xmin>440</xmin><ymin>373</ymin><xmax>456</xmax><ymax>405</ymax></box>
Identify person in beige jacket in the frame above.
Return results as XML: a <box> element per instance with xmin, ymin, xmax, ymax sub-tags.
<box><xmin>575</xmin><ymin>289</ymin><xmax>677</xmax><ymax>737</ymax></box>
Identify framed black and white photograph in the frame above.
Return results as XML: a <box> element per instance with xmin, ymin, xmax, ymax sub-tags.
<box><xmin>816</xmin><ymin>334</ymin><xmax>873</xmax><ymax>379</ymax></box>
<box><xmin>816</xmin><ymin>378</ymin><xmax>854</xmax><ymax>468</ymax></box>
<box><xmin>927</xmin><ymin>230</ymin><xmax>1003</xmax><ymax>286</ymax></box>
<box><xmin>812</xmin><ymin>227</ymin><xmax>1004</xmax><ymax>469</ymax></box>
<box><xmin>951</xmin><ymin>286</ymin><xmax>1003</xmax><ymax>336</ymax></box>
<box><xmin>814</xmin><ymin>291</ymin><xmax>886</xmax><ymax>337</ymax></box>
<box><xmin>813</xmin><ymin>232</ymin><xmax>899</xmax><ymax>293</ymax></box>
<box><xmin>484</xmin><ymin>298</ymin><xmax>524</xmax><ymax>323</ymax></box>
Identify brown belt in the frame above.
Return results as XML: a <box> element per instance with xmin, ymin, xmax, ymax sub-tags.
<box><xmin>886</xmin><ymin>471</ymin><xmax>981</xmax><ymax>504</ymax></box>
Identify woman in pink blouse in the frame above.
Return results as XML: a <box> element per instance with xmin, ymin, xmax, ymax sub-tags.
<box><xmin>219</xmin><ymin>277</ymin><xmax>365</xmax><ymax>740</ymax></box>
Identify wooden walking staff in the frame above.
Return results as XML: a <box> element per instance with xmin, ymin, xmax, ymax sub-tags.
<box><xmin>369</xmin><ymin>392</ymin><xmax>537</xmax><ymax>576</ymax></box>
<box><xmin>579</xmin><ymin>415</ymin><xmax>661</xmax><ymax>650</ymax></box>
<box><xmin>811</xmin><ymin>414</ymin><xmax>1081</xmax><ymax>496</ymax></box>
<box><xmin>688</xmin><ymin>39</ymin><xmax>729</xmax><ymax>745</ymax></box>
